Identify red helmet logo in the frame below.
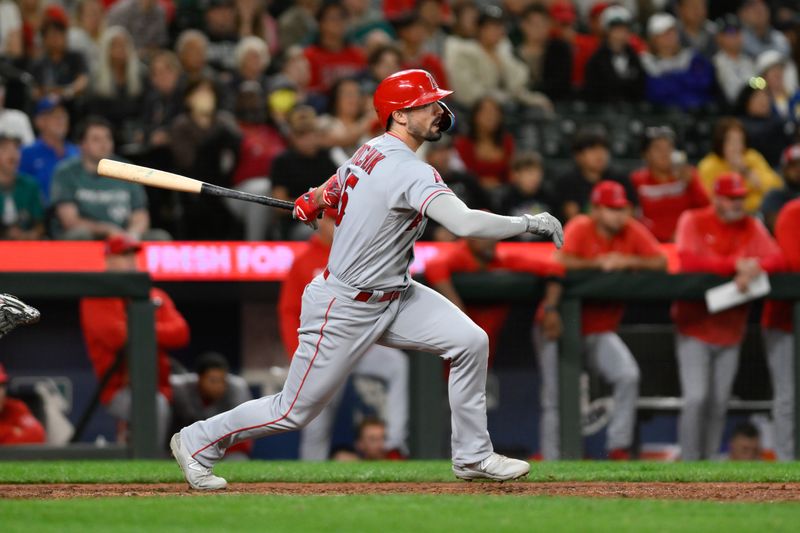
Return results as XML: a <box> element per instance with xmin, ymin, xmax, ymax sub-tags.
<box><xmin>373</xmin><ymin>69</ymin><xmax>454</xmax><ymax>130</ymax></box>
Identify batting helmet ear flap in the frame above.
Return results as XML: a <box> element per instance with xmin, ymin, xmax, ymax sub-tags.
<box><xmin>438</xmin><ymin>101</ymin><xmax>455</xmax><ymax>133</ymax></box>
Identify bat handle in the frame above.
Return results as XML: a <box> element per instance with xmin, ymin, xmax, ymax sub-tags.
<box><xmin>201</xmin><ymin>183</ymin><xmax>294</xmax><ymax>210</ymax></box>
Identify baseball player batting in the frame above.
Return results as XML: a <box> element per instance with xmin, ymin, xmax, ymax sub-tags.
<box><xmin>170</xmin><ymin>69</ymin><xmax>564</xmax><ymax>489</ymax></box>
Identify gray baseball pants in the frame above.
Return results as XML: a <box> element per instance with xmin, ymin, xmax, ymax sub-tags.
<box><xmin>763</xmin><ymin>329</ymin><xmax>795</xmax><ymax>461</ymax></box>
<box><xmin>299</xmin><ymin>344</ymin><xmax>409</xmax><ymax>459</ymax></box>
<box><xmin>675</xmin><ymin>334</ymin><xmax>740</xmax><ymax>460</ymax></box>
<box><xmin>534</xmin><ymin>329</ymin><xmax>640</xmax><ymax>459</ymax></box>
<box><xmin>180</xmin><ymin>273</ymin><xmax>492</xmax><ymax>467</ymax></box>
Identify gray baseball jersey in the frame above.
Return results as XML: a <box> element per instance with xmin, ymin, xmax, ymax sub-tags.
<box><xmin>179</xmin><ymin>133</ymin><xmax>495</xmax><ymax>468</ymax></box>
<box><xmin>328</xmin><ymin>133</ymin><xmax>453</xmax><ymax>291</ymax></box>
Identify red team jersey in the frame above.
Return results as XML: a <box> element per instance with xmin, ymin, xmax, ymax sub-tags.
<box><xmin>672</xmin><ymin>206</ymin><xmax>784</xmax><ymax>346</ymax></box>
<box><xmin>80</xmin><ymin>288</ymin><xmax>190</xmax><ymax>404</ymax></box>
<box><xmin>630</xmin><ymin>167</ymin><xmax>710</xmax><ymax>242</ymax></box>
<box><xmin>762</xmin><ymin>199</ymin><xmax>800</xmax><ymax>332</ymax></box>
<box><xmin>559</xmin><ymin>214</ymin><xmax>664</xmax><ymax>335</ymax></box>
<box><xmin>303</xmin><ymin>45</ymin><xmax>367</xmax><ymax>94</ymax></box>
<box><xmin>0</xmin><ymin>398</ymin><xmax>46</xmax><ymax>444</ymax></box>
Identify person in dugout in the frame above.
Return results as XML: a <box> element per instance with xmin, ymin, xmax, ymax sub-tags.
<box><xmin>0</xmin><ymin>363</ymin><xmax>46</xmax><ymax>445</ymax></box>
<box><xmin>80</xmin><ymin>234</ymin><xmax>190</xmax><ymax>447</ymax></box>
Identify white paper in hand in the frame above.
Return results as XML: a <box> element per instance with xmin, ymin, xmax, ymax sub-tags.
<box><xmin>705</xmin><ymin>273</ymin><xmax>771</xmax><ymax>314</ymax></box>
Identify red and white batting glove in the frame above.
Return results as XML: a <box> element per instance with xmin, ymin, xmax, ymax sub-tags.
<box><xmin>321</xmin><ymin>174</ymin><xmax>342</xmax><ymax>208</ymax></box>
<box><xmin>293</xmin><ymin>189</ymin><xmax>322</xmax><ymax>229</ymax></box>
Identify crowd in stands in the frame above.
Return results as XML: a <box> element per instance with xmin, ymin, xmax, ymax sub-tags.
<box><xmin>0</xmin><ymin>0</ymin><xmax>797</xmax><ymax>241</ymax></box>
<box><xmin>2</xmin><ymin>0</ymin><xmax>800</xmax><ymax>460</ymax></box>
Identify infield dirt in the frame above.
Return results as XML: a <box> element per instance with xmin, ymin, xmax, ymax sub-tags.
<box><xmin>3</xmin><ymin>482</ymin><xmax>800</xmax><ymax>502</ymax></box>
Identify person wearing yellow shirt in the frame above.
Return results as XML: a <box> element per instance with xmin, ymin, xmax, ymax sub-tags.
<box><xmin>698</xmin><ymin>116</ymin><xmax>782</xmax><ymax>213</ymax></box>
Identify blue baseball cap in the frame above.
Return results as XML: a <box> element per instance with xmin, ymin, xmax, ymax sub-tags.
<box><xmin>35</xmin><ymin>96</ymin><xmax>64</xmax><ymax>116</ymax></box>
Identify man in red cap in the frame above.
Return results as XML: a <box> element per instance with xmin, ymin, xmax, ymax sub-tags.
<box><xmin>761</xmin><ymin>198</ymin><xmax>800</xmax><ymax>460</ymax></box>
<box><xmin>672</xmin><ymin>172</ymin><xmax>784</xmax><ymax>460</ymax></box>
<box><xmin>760</xmin><ymin>143</ymin><xmax>800</xmax><ymax>233</ymax></box>
<box><xmin>538</xmin><ymin>180</ymin><xmax>666</xmax><ymax>459</ymax></box>
<box><xmin>0</xmin><ymin>363</ymin><xmax>46</xmax><ymax>445</ymax></box>
<box><xmin>80</xmin><ymin>234</ymin><xmax>189</xmax><ymax>447</ymax></box>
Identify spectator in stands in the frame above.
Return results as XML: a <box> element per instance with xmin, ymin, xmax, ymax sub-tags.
<box><xmin>417</xmin><ymin>0</ymin><xmax>447</xmax><ymax>58</ymax></box>
<box><xmin>740</xmin><ymin>0</ymin><xmax>792</xmax><ymax>59</ymax></box>
<box><xmin>547</xmin><ymin>0</ymin><xmax>589</xmax><ymax>90</ymax></box>
<box><xmin>175</xmin><ymin>30</ymin><xmax>213</xmax><ymax>86</ymax></box>
<box><xmin>676</xmin><ymin>0</ymin><xmax>716</xmax><ymax>58</ymax></box>
<box><xmin>0</xmin><ymin>133</ymin><xmax>44</xmax><ymax>240</ymax></box>
<box><xmin>67</xmin><ymin>0</ymin><xmax>104</xmax><ymax>69</ymax></box>
<box><xmin>537</xmin><ymin>181</ymin><xmax>666</xmax><ymax>460</ymax></box>
<box><xmin>170</xmin><ymin>352</ymin><xmax>253</xmax><ymax>459</ymax></box>
<box><xmin>50</xmin><ymin>116</ymin><xmax>154</xmax><ymax>240</ymax></box>
<box><xmin>278</xmin><ymin>210</ymin><xmax>409</xmax><ymax>459</ymax></box>
<box><xmin>344</xmin><ymin>0</ymin><xmax>390</xmax><ymax>45</ymax></box>
<box><xmin>582</xmin><ymin>5</ymin><xmax>645</xmax><ymax>104</ymax></box>
<box><xmin>453</xmin><ymin>95</ymin><xmax>515</xmax><ymax>190</ymax></box>
<box><xmin>235</xmin><ymin>0</ymin><xmax>280</xmax><ymax>57</ymax></box>
<box><xmin>0</xmin><ymin>76</ymin><xmax>34</xmax><ymax>146</ymax></box>
<box><xmin>0</xmin><ymin>363</ymin><xmax>46</xmax><ymax>445</ymax></box>
<box><xmin>271</xmin><ymin>104</ymin><xmax>336</xmax><ymax>240</ymax></box>
<box><xmin>141</xmin><ymin>51</ymin><xmax>185</xmax><ymax>150</ymax></box>
<box><xmin>713</xmin><ymin>14</ymin><xmax>755</xmax><ymax>108</ymax></box>
<box><xmin>446</xmin><ymin>5</ymin><xmax>551</xmax><ymax>111</ymax></box>
<box><xmin>230</xmin><ymin>36</ymin><xmax>270</xmax><ymax>95</ymax></box>
<box><xmin>392</xmin><ymin>11</ymin><xmax>449</xmax><ymax>91</ymax></box>
<box><xmin>355</xmin><ymin>418</ymin><xmax>389</xmax><ymax>460</ymax></box>
<box><xmin>443</xmin><ymin>1</ymin><xmax>479</xmax><ymax>63</ymax></box>
<box><xmin>697</xmin><ymin>116</ymin><xmax>782</xmax><ymax>213</ymax></box>
<box><xmin>726</xmin><ymin>421</ymin><xmax>762</xmax><ymax>460</ymax></box>
<box><xmin>303</xmin><ymin>1</ymin><xmax>367</xmax><ymax>96</ymax></box>
<box><xmin>555</xmin><ymin>129</ymin><xmax>636</xmax><ymax>222</ymax></box>
<box><xmin>204</xmin><ymin>0</ymin><xmax>240</xmax><ymax>75</ymax></box>
<box><xmin>30</xmin><ymin>11</ymin><xmax>89</xmax><ymax>105</ymax></box>
<box><xmin>736</xmin><ymin>82</ymin><xmax>794</xmax><ymax>169</ymax></box>
<box><xmin>106</xmin><ymin>0</ymin><xmax>168</xmax><ymax>60</ymax></box>
<box><xmin>641</xmin><ymin>13</ymin><xmax>714</xmax><ymax>110</ymax></box>
<box><xmin>422</xmin><ymin>137</ymin><xmax>490</xmax><ymax>241</ymax></box>
<box><xmin>227</xmin><ymin>82</ymin><xmax>286</xmax><ymax>241</ymax></box>
<box><xmin>496</xmin><ymin>151</ymin><xmax>556</xmax><ymax>241</ymax></box>
<box><xmin>267</xmin><ymin>45</ymin><xmax>313</xmax><ymax>129</ymax></box>
<box><xmin>761</xmin><ymin>197</ymin><xmax>800</xmax><ymax>461</ymax></box>
<box><xmin>81</xmin><ymin>234</ymin><xmax>189</xmax><ymax>446</ymax></box>
<box><xmin>630</xmin><ymin>126</ymin><xmax>709</xmax><ymax>242</ymax></box>
<box><xmin>170</xmin><ymin>78</ymin><xmax>242</xmax><ymax>239</ymax></box>
<box><xmin>319</xmin><ymin>77</ymin><xmax>376</xmax><ymax>165</ymax></box>
<box><xmin>761</xmin><ymin>144</ymin><xmax>800</xmax><ymax>232</ymax></box>
<box><xmin>278</xmin><ymin>0</ymin><xmax>319</xmax><ymax>49</ymax></box>
<box><xmin>516</xmin><ymin>4</ymin><xmax>573</xmax><ymax>101</ymax></box>
<box><xmin>19</xmin><ymin>97</ymin><xmax>78</xmax><ymax>202</ymax></box>
<box><xmin>360</xmin><ymin>43</ymin><xmax>402</xmax><ymax>95</ymax></box>
<box><xmin>426</xmin><ymin>232</ymin><xmax>564</xmax><ymax>369</ymax></box>
<box><xmin>672</xmin><ymin>173</ymin><xmax>784</xmax><ymax>460</ymax></box>
<box><xmin>85</xmin><ymin>26</ymin><xmax>146</xmax><ymax>149</ymax></box>
<box><xmin>757</xmin><ymin>49</ymin><xmax>800</xmax><ymax>121</ymax></box>
<box><xmin>0</xmin><ymin>0</ymin><xmax>23</xmax><ymax>59</ymax></box>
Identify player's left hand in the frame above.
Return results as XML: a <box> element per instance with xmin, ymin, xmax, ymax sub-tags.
<box><xmin>524</xmin><ymin>213</ymin><xmax>564</xmax><ymax>249</ymax></box>
<box><xmin>0</xmin><ymin>293</ymin><xmax>41</xmax><ymax>339</ymax></box>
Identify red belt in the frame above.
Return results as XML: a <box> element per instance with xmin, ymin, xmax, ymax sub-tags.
<box><xmin>324</xmin><ymin>269</ymin><xmax>402</xmax><ymax>303</ymax></box>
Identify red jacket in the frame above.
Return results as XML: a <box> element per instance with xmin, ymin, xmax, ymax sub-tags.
<box><xmin>278</xmin><ymin>236</ymin><xmax>330</xmax><ymax>357</ymax></box>
<box><xmin>762</xmin><ymin>199</ymin><xmax>800</xmax><ymax>332</ymax></box>
<box><xmin>453</xmin><ymin>133</ymin><xmax>515</xmax><ymax>184</ymax></box>
<box><xmin>0</xmin><ymin>397</ymin><xmax>46</xmax><ymax>445</ymax></box>
<box><xmin>80</xmin><ymin>288</ymin><xmax>189</xmax><ymax>404</ymax></box>
<box><xmin>672</xmin><ymin>206</ymin><xmax>784</xmax><ymax>346</ymax></box>
<box><xmin>425</xmin><ymin>240</ymin><xmax>564</xmax><ymax>361</ymax></box>
<box><xmin>630</xmin><ymin>167</ymin><xmax>709</xmax><ymax>242</ymax></box>
<box><xmin>559</xmin><ymin>215</ymin><xmax>664</xmax><ymax>334</ymax></box>
<box><xmin>304</xmin><ymin>45</ymin><xmax>366</xmax><ymax>94</ymax></box>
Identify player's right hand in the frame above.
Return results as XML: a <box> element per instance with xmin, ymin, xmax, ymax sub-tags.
<box><xmin>293</xmin><ymin>189</ymin><xmax>321</xmax><ymax>230</ymax></box>
<box><xmin>524</xmin><ymin>213</ymin><xmax>564</xmax><ymax>249</ymax></box>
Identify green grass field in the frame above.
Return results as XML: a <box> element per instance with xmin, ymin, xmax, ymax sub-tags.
<box><xmin>3</xmin><ymin>461</ymin><xmax>800</xmax><ymax>532</ymax></box>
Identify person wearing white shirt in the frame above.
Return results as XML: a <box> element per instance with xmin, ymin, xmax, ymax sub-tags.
<box><xmin>0</xmin><ymin>77</ymin><xmax>35</xmax><ymax>146</ymax></box>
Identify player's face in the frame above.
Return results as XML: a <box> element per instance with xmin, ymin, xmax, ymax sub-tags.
<box><xmin>198</xmin><ymin>368</ymin><xmax>227</xmax><ymax>403</ymax></box>
<box><xmin>729</xmin><ymin>435</ymin><xmax>760</xmax><ymax>461</ymax></box>
<box><xmin>356</xmin><ymin>424</ymin><xmax>386</xmax><ymax>460</ymax></box>
<box><xmin>594</xmin><ymin>205</ymin><xmax>628</xmax><ymax>234</ymax></box>
<box><xmin>404</xmin><ymin>102</ymin><xmax>445</xmax><ymax>142</ymax></box>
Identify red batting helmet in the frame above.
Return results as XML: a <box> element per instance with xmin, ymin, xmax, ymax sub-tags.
<box><xmin>373</xmin><ymin>69</ymin><xmax>455</xmax><ymax>132</ymax></box>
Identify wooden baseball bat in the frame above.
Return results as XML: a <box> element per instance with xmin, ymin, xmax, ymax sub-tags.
<box><xmin>97</xmin><ymin>159</ymin><xmax>294</xmax><ymax>211</ymax></box>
